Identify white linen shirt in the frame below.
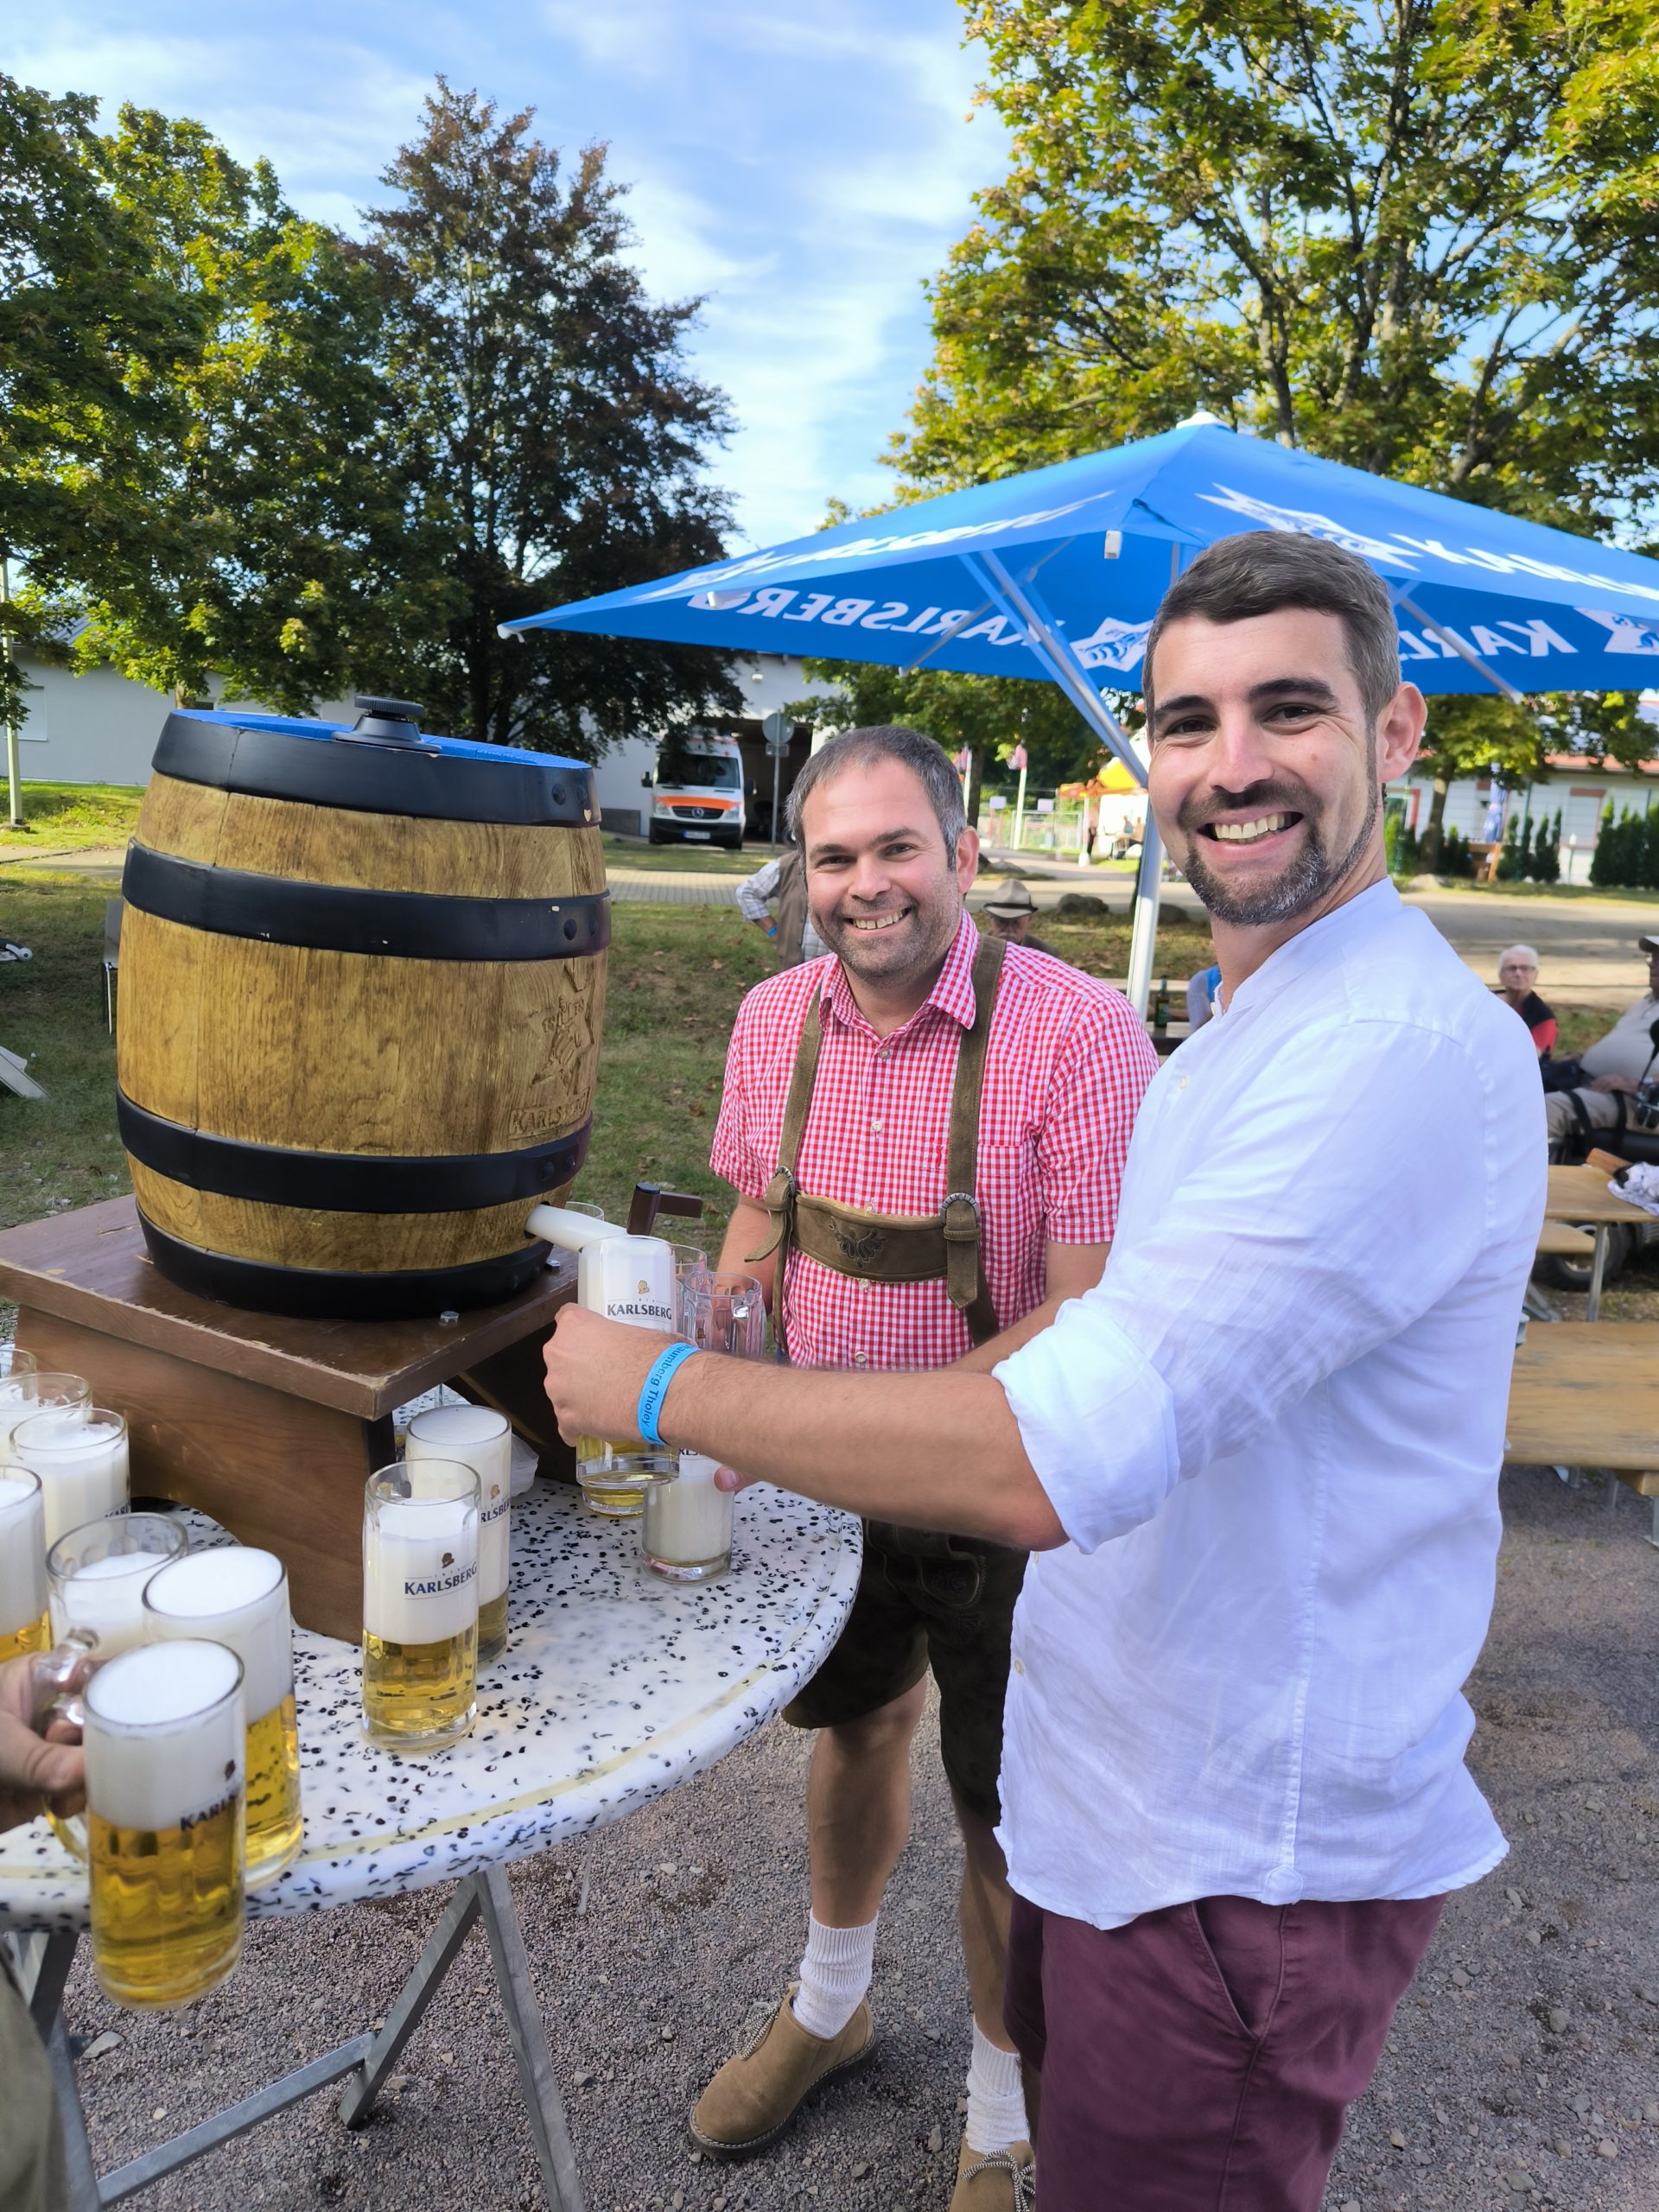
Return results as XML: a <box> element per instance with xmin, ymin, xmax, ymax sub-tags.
<box><xmin>994</xmin><ymin>880</ymin><xmax>1545</xmax><ymax>1930</ymax></box>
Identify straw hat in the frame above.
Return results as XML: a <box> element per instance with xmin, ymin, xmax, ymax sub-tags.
<box><xmin>982</xmin><ymin>880</ymin><xmax>1038</xmax><ymax>918</ymax></box>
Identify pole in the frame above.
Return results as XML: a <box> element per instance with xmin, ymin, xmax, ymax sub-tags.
<box><xmin>1124</xmin><ymin>817</ymin><xmax>1163</xmax><ymax>1017</ymax></box>
<box><xmin>1014</xmin><ymin>758</ymin><xmax>1027</xmax><ymax>849</ymax></box>
<box><xmin>771</xmin><ymin>748</ymin><xmax>782</xmax><ymax>852</ymax></box>
<box><xmin>3</xmin><ymin>558</ymin><xmax>22</xmax><ymax>830</ymax></box>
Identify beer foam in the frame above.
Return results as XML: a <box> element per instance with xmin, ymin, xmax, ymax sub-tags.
<box><xmin>16</xmin><ymin>1412</ymin><xmax>129</xmax><ymax>1548</ymax></box>
<box><xmin>54</xmin><ymin>1550</ymin><xmax>177</xmax><ymax>1660</ymax></box>
<box><xmin>85</xmin><ymin>1641</ymin><xmax>245</xmax><ymax>1834</ymax></box>
<box><xmin>364</xmin><ymin>1495</ymin><xmax>478</xmax><ymax>1644</ymax></box>
<box><xmin>645</xmin><ymin>1452</ymin><xmax>734</xmax><ymax>1565</ymax></box>
<box><xmin>0</xmin><ymin>1471</ymin><xmax>47</xmax><ymax>1637</ymax></box>
<box><xmin>143</xmin><ymin>1548</ymin><xmax>292</xmax><ymax>1719</ymax></box>
<box><xmin>407</xmin><ymin>1411</ymin><xmax>511</xmax><ymax>1603</ymax></box>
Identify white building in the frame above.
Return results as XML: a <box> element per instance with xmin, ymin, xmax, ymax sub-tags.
<box><xmin>1389</xmin><ymin>725</ymin><xmax>1659</xmax><ymax>883</ymax></box>
<box><xmin>10</xmin><ymin>645</ymin><xmax>817</xmax><ymax>836</ymax></box>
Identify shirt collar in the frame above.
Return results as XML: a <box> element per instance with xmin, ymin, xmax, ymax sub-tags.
<box><xmin>1225</xmin><ymin>877</ymin><xmax>1401</xmax><ymax>1018</ymax></box>
<box><xmin>824</xmin><ymin>911</ymin><xmax>982</xmax><ymax>1039</ymax></box>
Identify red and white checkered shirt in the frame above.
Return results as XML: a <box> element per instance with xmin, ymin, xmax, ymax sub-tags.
<box><xmin>710</xmin><ymin>913</ymin><xmax>1157</xmax><ymax>1371</ymax></box>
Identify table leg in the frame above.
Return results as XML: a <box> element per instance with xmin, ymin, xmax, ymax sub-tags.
<box><xmin>478</xmin><ymin>1866</ymin><xmax>588</xmax><ymax>2212</ymax></box>
<box><xmin>336</xmin><ymin>1877</ymin><xmax>484</xmax><ymax>2126</ymax></box>
<box><xmin>1586</xmin><ymin>1227</ymin><xmax>1609</xmax><ymax>1324</ymax></box>
<box><xmin>46</xmin><ymin>2012</ymin><xmax>101</xmax><ymax>2212</ymax></box>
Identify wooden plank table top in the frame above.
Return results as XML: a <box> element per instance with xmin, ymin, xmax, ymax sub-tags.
<box><xmin>1508</xmin><ymin>1321</ymin><xmax>1659</xmax><ymax>1488</ymax></box>
<box><xmin>1536</xmin><ymin>1222</ymin><xmax>1596</xmax><ymax>1259</ymax></box>
<box><xmin>1543</xmin><ymin>1164</ymin><xmax>1653</xmax><ymax>1227</ymax></box>
<box><xmin>0</xmin><ymin>1194</ymin><xmax>574</xmax><ymax>1420</ymax></box>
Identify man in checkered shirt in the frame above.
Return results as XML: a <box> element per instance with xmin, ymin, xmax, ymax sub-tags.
<box><xmin>688</xmin><ymin>726</ymin><xmax>1154</xmax><ymax>2207</ymax></box>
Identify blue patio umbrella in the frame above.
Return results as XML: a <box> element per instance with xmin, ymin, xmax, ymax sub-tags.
<box><xmin>504</xmin><ymin>418</ymin><xmax>1659</xmax><ymax>1009</ymax></box>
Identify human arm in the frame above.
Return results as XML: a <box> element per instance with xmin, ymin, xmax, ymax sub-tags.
<box><xmin>735</xmin><ymin>858</ymin><xmax>782</xmax><ymax>932</ymax></box>
<box><xmin>950</xmin><ymin>1238</ymin><xmax>1109</xmax><ymax>1372</ymax></box>
<box><xmin>1591</xmin><ymin>1070</ymin><xmax>1637</xmax><ymax>1094</ymax></box>
<box><xmin>0</xmin><ymin>1654</ymin><xmax>86</xmax><ymax>1834</ymax></box>
<box><xmin>717</xmin><ymin>1192</ymin><xmax>779</xmax><ymax>1307</ymax></box>
<box><xmin>543</xmin><ymin>1304</ymin><xmax>1063</xmax><ymax>1548</ymax></box>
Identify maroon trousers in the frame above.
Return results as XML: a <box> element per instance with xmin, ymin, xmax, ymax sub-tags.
<box><xmin>1004</xmin><ymin>1890</ymin><xmax>1444</xmax><ymax>2211</ymax></box>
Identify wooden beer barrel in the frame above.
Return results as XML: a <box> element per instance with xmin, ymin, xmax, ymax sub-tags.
<box><xmin>116</xmin><ymin>698</ymin><xmax>607</xmax><ymax>1319</ymax></box>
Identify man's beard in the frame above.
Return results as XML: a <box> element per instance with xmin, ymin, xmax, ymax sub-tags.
<box><xmin>814</xmin><ymin>880</ymin><xmax>961</xmax><ymax>983</ymax></box>
<box><xmin>1177</xmin><ymin>772</ymin><xmax>1379</xmax><ymax>928</ymax></box>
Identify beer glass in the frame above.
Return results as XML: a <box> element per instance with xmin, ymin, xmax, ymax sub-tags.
<box><xmin>48</xmin><ymin>1511</ymin><xmax>189</xmax><ymax>1660</ymax></box>
<box><xmin>83</xmin><ymin>1639</ymin><xmax>246</xmax><ymax>2010</ymax></box>
<box><xmin>0</xmin><ymin>1468</ymin><xmax>49</xmax><ymax>1661</ymax></box>
<box><xmin>405</xmin><ymin>1405</ymin><xmax>512</xmax><ymax>1663</ymax></box>
<box><xmin>0</xmin><ymin>1344</ymin><xmax>39</xmax><ymax>1459</ymax></box>
<box><xmin>643</xmin><ymin>1452</ymin><xmax>734</xmax><ymax>1583</ymax></box>
<box><xmin>144</xmin><ymin>1548</ymin><xmax>302</xmax><ymax>1885</ymax></box>
<box><xmin>361</xmin><ymin>1461</ymin><xmax>480</xmax><ymax>1750</ymax></box>
<box><xmin>14</xmin><ymin>1402</ymin><xmax>127</xmax><ymax>1549</ymax></box>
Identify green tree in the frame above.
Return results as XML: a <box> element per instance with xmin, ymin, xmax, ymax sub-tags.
<box><xmin>889</xmin><ymin>0</ymin><xmax>1659</xmax><ymax>861</ymax></box>
<box><xmin>52</xmin><ymin>105</ymin><xmax>415</xmax><ymax>714</ymax></box>
<box><xmin>789</xmin><ymin>659</ymin><xmax>1111</xmax><ymax>823</ymax></box>
<box><xmin>0</xmin><ymin>77</ymin><xmax>203</xmax><ymax>729</ymax></box>
<box><xmin>351</xmin><ymin>81</ymin><xmax>741</xmax><ymax>753</ymax></box>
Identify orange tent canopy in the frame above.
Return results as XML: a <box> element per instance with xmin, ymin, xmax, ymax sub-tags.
<box><xmin>1058</xmin><ymin>756</ymin><xmax>1142</xmax><ymax>800</ymax></box>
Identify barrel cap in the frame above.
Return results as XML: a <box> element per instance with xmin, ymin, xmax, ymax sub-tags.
<box><xmin>150</xmin><ymin>708</ymin><xmax>596</xmax><ymax>828</ymax></box>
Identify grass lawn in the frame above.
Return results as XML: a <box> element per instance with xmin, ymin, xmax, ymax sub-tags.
<box><xmin>601</xmin><ymin>835</ymin><xmax>755</xmax><ymax>876</ymax></box>
<box><xmin>7</xmin><ymin>873</ymin><xmax>1657</xmax><ymax>1322</ymax></box>
<box><xmin>0</xmin><ymin>785</ymin><xmax>143</xmax><ymax>853</ymax></box>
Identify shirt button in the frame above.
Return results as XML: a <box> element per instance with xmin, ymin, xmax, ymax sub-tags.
<box><xmin>853</xmin><ymin>1351</ymin><xmax>868</xmax><ymax>1366</ymax></box>
<box><xmin>857</xmin><ymin>1276</ymin><xmax>870</xmax><ymax>1292</ymax></box>
<box><xmin>870</xmin><ymin>1119</ymin><xmax>883</xmax><ymax>1135</ymax></box>
<box><xmin>1013</xmin><ymin>1655</ymin><xmax>1026</xmax><ymax>1676</ymax></box>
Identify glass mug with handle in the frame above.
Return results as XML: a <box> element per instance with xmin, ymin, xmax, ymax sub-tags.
<box><xmin>143</xmin><ymin>1548</ymin><xmax>303</xmax><ymax>1886</ymax></box>
<box><xmin>361</xmin><ymin>1461</ymin><xmax>480</xmax><ymax>1751</ymax></box>
<box><xmin>45</xmin><ymin>1511</ymin><xmax>191</xmax><ymax>1859</ymax></box>
<box><xmin>643</xmin><ymin>1272</ymin><xmax>767</xmax><ymax>1583</ymax></box>
<box><xmin>0</xmin><ymin>1467</ymin><xmax>50</xmax><ymax>1661</ymax></box>
<box><xmin>14</xmin><ymin>1401</ymin><xmax>127</xmax><ymax>1550</ymax></box>
<box><xmin>82</xmin><ymin>1639</ymin><xmax>247</xmax><ymax>2010</ymax></box>
<box><xmin>0</xmin><ymin>1344</ymin><xmax>39</xmax><ymax>1459</ymax></box>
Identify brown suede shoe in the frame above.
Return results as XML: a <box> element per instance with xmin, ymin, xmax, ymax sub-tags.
<box><xmin>950</xmin><ymin>2137</ymin><xmax>1036</xmax><ymax>2210</ymax></box>
<box><xmin>688</xmin><ymin>1985</ymin><xmax>875</xmax><ymax>2157</ymax></box>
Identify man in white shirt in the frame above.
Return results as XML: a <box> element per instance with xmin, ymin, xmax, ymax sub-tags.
<box><xmin>1543</xmin><ymin>934</ymin><xmax>1659</xmax><ymax>1142</ymax></box>
<box><xmin>543</xmin><ymin>532</ymin><xmax>1545</xmax><ymax>2209</ymax></box>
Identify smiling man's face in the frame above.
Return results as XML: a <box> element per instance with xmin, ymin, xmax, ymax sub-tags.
<box><xmin>1146</xmin><ymin>606</ymin><xmax>1424</xmax><ymax>937</ymax></box>
<box><xmin>801</xmin><ymin>757</ymin><xmax>976</xmax><ymax>990</ymax></box>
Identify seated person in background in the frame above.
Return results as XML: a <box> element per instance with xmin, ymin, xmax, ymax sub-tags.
<box><xmin>1186</xmin><ymin>962</ymin><xmax>1223</xmax><ymax>1031</ymax></box>
<box><xmin>1543</xmin><ymin>934</ymin><xmax>1659</xmax><ymax>1143</ymax></box>
<box><xmin>1495</xmin><ymin>944</ymin><xmax>1555</xmax><ymax>1057</ymax></box>
<box><xmin>980</xmin><ymin>878</ymin><xmax>1057</xmax><ymax>956</ymax></box>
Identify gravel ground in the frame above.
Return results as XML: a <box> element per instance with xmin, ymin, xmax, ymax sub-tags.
<box><xmin>52</xmin><ymin>1459</ymin><xmax>1659</xmax><ymax>2210</ymax></box>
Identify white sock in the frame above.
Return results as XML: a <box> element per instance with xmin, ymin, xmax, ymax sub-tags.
<box><xmin>790</xmin><ymin>1911</ymin><xmax>877</xmax><ymax>2041</ymax></box>
<box><xmin>963</xmin><ymin>2022</ymin><xmax>1028</xmax><ymax>2154</ymax></box>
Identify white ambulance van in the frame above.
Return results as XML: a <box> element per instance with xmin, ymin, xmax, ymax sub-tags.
<box><xmin>645</xmin><ymin>732</ymin><xmax>746</xmax><ymax>849</ymax></box>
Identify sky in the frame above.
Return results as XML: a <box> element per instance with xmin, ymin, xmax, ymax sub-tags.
<box><xmin>12</xmin><ymin>0</ymin><xmax>1009</xmax><ymax>554</ymax></box>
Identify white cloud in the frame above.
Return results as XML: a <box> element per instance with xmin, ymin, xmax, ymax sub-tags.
<box><xmin>18</xmin><ymin>0</ymin><xmax>1009</xmax><ymax>550</ymax></box>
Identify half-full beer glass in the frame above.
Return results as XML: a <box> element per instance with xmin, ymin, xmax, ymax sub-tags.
<box><xmin>48</xmin><ymin>1512</ymin><xmax>189</xmax><ymax>1660</ymax></box>
<box><xmin>361</xmin><ymin>1462</ymin><xmax>480</xmax><ymax>1750</ymax></box>
<box><xmin>0</xmin><ymin>1467</ymin><xmax>49</xmax><ymax>1660</ymax></box>
<box><xmin>405</xmin><ymin>1406</ymin><xmax>512</xmax><ymax>1662</ymax></box>
<box><xmin>14</xmin><ymin>1402</ymin><xmax>127</xmax><ymax>1548</ymax></box>
<box><xmin>83</xmin><ymin>1639</ymin><xmax>246</xmax><ymax>2009</ymax></box>
<box><xmin>144</xmin><ymin>1548</ymin><xmax>302</xmax><ymax>1885</ymax></box>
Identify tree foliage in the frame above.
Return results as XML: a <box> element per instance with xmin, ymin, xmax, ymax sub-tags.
<box><xmin>350</xmin><ymin>81</ymin><xmax>741</xmax><ymax>753</ymax></box>
<box><xmin>886</xmin><ymin>0</ymin><xmax>1659</xmax><ymax>853</ymax></box>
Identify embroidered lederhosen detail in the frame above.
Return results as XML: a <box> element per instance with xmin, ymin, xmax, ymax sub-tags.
<box><xmin>746</xmin><ymin>935</ymin><xmax>1006</xmax><ymax>1359</ymax></box>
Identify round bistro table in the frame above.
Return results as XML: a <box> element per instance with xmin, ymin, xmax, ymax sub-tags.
<box><xmin>1</xmin><ymin>1480</ymin><xmax>861</xmax><ymax>2212</ymax></box>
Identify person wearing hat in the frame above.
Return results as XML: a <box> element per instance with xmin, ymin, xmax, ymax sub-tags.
<box><xmin>1542</xmin><ymin>935</ymin><xmax>1659</xmax><ymax>1144</ymax></box>
<box><xmin>981</xmin><ymin>880</ymin><xmax>1057</xmax><ymax>957</ymax></box>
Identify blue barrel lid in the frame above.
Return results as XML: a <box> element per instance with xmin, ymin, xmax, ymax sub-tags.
<box><xmin>150</xmin><ymin>698</ymin><xmax>596</xmax><ymax>828</ymax></box>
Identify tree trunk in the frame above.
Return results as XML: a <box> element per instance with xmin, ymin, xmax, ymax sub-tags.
<box><xmin>1420</xmin><ymin>772</ymin><xmax>1451</xmax><ymax>872</ymax></box>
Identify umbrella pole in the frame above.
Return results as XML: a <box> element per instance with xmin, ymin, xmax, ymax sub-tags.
<box><xmin>1124</xmin><ymin>818</ymin><xmax>1163</xmax><ymax>1018</ymax></box>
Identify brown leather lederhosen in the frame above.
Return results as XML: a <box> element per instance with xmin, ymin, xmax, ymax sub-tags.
<box><xmin>746</xmin><ymin>933</ymin><xmax>1007</xmax><ymax>1361</ymax></box>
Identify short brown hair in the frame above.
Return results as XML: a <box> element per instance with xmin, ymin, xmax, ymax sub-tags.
<box><xmin>1144</xmin><ymin>533</ymin><xmax>1402</xmax><ymax>723</ymax></box>
<box><xmin>785</xmin><ymin>725</ymin><xmax>966</xmax><ymax>849</ymax></box>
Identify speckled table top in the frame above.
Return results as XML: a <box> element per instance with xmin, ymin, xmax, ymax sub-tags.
<box><xmin>0</xmin><ymin>1482</ymin><xmax>861</xmax><ymax>1931</ymax></box>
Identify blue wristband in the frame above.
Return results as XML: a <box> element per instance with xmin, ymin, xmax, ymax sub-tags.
<box><xmin>637</xmin><ymin>1341</ymin><xmax>700</xmax><ymax>1447</ymax></box>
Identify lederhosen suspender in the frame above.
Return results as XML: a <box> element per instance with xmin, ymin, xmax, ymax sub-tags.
<box><xmin>747</xmin><ymin>936</ymin><xmax>1007</xmax><ymax>1358</ymax></box>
